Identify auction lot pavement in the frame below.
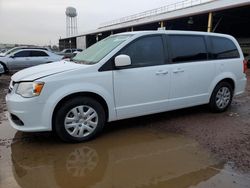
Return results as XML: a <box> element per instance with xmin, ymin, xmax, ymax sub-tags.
<box><xmin>0</xmin><ymin>72</ymin><xmax>250</xmax><ymax>188</ymax></box>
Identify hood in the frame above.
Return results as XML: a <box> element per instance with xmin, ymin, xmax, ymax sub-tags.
<box><xmin>12</xmin><ymin>61</ymin><xmax>83</xmax><ymax>82</ymax></box>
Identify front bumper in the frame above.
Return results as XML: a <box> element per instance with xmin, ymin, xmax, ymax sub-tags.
<box><xmin>6</xmin><ymin>93</ymin><xmax>51</xmax><ymax>132</ymax></box>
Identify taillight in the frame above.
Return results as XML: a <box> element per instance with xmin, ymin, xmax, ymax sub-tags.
<box><xmin>243</xmin><ymin>59</ymin><xmax>247</xmax><ymax>74</ymax></box>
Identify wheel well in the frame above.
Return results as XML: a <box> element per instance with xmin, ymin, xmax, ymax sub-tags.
<box><xmin>52</xmin><ymin>92</ymin><xmax>109</xmax><ymax>131</ymax></box>
<box><xmin>210</xmin><ymin>78</ymin><xmax>235</xmax><ymax>101</ymax></box>
<box><xmin>0</xmin><ymin>61</ymin><xmax>8</xmax><ymax>72</ymax></box>
<box><xmin>217</xmin><ymin>78</ymin><xmax>235</xmax><ymax>91</ymax></box>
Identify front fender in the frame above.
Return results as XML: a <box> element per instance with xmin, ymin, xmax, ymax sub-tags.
<box><xmin>0</xmin><ymin>60</ymin><xmax>8</xmax><ymax>70</ymax></box>
<box><xmin>41</xmin><ymin>83</ymin><xmax>116</xmax><ymax>131</ymax></box>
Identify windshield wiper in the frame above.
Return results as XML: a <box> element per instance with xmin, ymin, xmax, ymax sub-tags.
<box><xmin>71</xmin><ymin>59</ymin><xmax>95</xmax><ymax>65</ymax></box>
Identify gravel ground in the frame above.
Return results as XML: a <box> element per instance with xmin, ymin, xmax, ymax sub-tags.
<box><xmin>0</xmin><ymin>71</ymin><xmax>249</xmax><ymax>172</ymax></box>
<box><xmin>151</xmin><ymin>70</ymin><xmax>250</xmax><ymax>172</ymax></box>
<box><xmin>0</xmin><ymin>74</ymin><xmax>9</xmax><ymax>121</ymax></box>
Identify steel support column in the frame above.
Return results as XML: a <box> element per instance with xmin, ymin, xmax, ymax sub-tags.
<box><xmin>160</xmin><ymin>21</ymin><xmax>164</xmax><ymax>28</ymax></box>
<box><xmin>207</xmin><ymin>12</ymin><xmax>213</xmax><ymax>32</ymax></box>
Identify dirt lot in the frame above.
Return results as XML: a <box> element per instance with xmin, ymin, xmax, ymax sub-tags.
<box><xmin>0</xmin><ymin>74</ymin><xmax>9</xmax><ymax>119</ymax></box>
<box><xmin>0</xmin><ymin>71</ymin><xmax>249</xmax><ymax>176</ymax></box>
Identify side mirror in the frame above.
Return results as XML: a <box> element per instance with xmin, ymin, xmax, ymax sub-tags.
<box><xmin>10</xmin><ymin>55</ymin><xmax>15</xmax><ymax>58</ymax></box>
<box><xmin>115</xmin><ymin>55</ymin><xmax>131</xmax><ymax>67</ymax></box>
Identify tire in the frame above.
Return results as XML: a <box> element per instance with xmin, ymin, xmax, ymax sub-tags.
<box><xmin>54</xmin><ymin>97</ymin><xmax>106</xmax><ymax>142</ymax></box>
<box><xmin>209</xmin><ymin>82</ymin><xmax>233</xmax><ymax>113</ymax></box>
<box><xmin>0</xmin><ymin>62</ymin><xmax>9</xmax><ymax>73</ymax></box>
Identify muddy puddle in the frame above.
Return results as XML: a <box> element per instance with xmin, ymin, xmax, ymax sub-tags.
<box><xmin>0</xmin><ymin>114</ymin><xmax>250</xmax><ymax>188</ymax></box>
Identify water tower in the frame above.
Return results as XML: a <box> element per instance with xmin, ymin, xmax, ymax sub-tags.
<box><xmin>66</xmin><ymin>7</ymin><xmax>78</xmax><ymax>37</ymax></box>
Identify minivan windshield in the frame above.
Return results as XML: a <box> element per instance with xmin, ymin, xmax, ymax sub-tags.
<box><xmin>72</xmin><ymin>34</ymin><xmax>133</xmax><ymax>64</ymax></box>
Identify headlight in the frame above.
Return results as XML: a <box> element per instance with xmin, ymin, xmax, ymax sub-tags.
<box><xmin>16</xmin><ymin>82</ymin><xmax>44</xmax><ymax>98</ymax></box>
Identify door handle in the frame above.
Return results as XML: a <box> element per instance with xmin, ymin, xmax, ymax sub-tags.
<box><xmin>156</xmin><ymin>70</ymin><xmax>168</xmax><ymax>75</ymax></box>
<box><xmin>173</xmin><ymin>69</ymin><xmax>184</xmax><ymax>74</ymax></box>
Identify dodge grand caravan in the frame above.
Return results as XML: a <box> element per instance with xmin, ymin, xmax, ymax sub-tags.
<box><xmin>6</xmin><ymin>31</ymin><xmax>247</xmax><ymax>142</ymax></box>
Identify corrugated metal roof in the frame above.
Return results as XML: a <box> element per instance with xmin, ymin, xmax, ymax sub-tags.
<box><xmin>61</xmin><ymin>0</ymin><xmax>250</xmax><ymax>40</ymax></box>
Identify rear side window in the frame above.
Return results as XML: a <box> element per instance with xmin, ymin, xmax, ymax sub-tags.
<box><xmin>14</xmin><ymin>51</ymin><xmax>31</xmax><ymax>58</ymax></box>
<box><xmin>169</xmin><ymin>35</ymin><xmax>208</xmax><ymax>63</ymax></box>
<box><xmin>31</xmin><ymin>51</ymin><xmax>48</xmax><ymax>57</ymax></box>
<box><xmin>120</xmin><ymin>35</ymin><xmax>165</xmax><ymax>67</ymax></box>
<box><xmin>65</xmin><ymin>49</ymin><xmax>71</xmax><ymax>53</ymax></box>
<box><xmin>210</xmin><ymin>36</ymin><xmax>240</xmax><ymax>59</ymax></box>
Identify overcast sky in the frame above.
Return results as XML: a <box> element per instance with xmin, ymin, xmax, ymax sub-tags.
<box><xmin>0</xmin><ymin>0</ymin><xmax>178</xmax><ymax>46</ymax></box>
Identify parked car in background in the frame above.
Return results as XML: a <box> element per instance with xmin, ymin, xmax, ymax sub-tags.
<box><xmin>57</xmin><ymin>48</ymin><xmax>83</xmax><ymax>59</ymax></box>
<box><xmin>0</xmin><ymin>49</ymin><xmax>8</xmax><ymax>54</ymax></box>
<box><xmin>0</xmin><ymin>64</ymin><xmax>4</xmax><ymax>76</ymax></box>
<box><xmin>6</xmin><ymin>31</ymin><xmax>247</xmax><ymax>142</ymax></box>
<box><xmin>244</xmin><ymin>53</ymin><xmax>250</xmax><ymax>68</ymax></box>
<box><xmin>0</xmin><ymin>46</ymin><xmax>52</xmax><ymax>57</ymax></box>
<box><xmin>0</xmin><ymin>49</ymin><xmax>63</xmax><ymax>72</ymax></box>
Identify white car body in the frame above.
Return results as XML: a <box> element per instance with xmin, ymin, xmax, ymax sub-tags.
<box><xmin>0</xmin><ymin>46</ymin><xmax>52</xmax><ymax>57</ymax></box>
<box><xmin>6</xmin><ymin>31</ymin><xmax>247</xmax><ymax>133</ymax></box>
<box><xmin>0</xmin><ymin>49</ymin><xmax>63</xmax><ymax>71</ymax></box>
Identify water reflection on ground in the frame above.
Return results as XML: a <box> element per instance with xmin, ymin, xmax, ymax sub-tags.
<box><xmin>0</xmin><ymin>118</ymin><xmax>250</xmax><ymax>188</ymax></box>
<box><xmin>8</xmin><ymin>128</ymin><xmax>228</xmax><ymax>187</ymax></box>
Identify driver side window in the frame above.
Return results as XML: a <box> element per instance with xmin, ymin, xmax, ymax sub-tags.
<box><xmin>14</xmin><ymin>51</ymin><xmax>31</xmax><ymax>58</ymax></box>
<box><xmin>119</xmin><ymin>35</ymin><xmax>165</xmax><ymax>68</ymax></box>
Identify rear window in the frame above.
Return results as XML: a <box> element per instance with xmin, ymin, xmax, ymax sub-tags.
<box><xmin>31</xmin><ymin>51</ymin><xmax>48</xmax><ymax>57</ymax></box>
<box><xmin>210</xmin><ymin>36</ymin><xmax>240</xmax><ymax>60</ymax></box>
<box><xmin>169</xmin><ymin>35</ymin><xmax>208</xmax><ymax>63</ymax></box>
<box><xmin>65</xmin><ymin>49</ymin><xmax>71</xmax><ymax>53</ymax></box>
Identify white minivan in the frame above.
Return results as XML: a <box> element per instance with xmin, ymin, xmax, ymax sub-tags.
<box><xmin>6</xmin><ymin>31</ymin><xmax>247</xmax><ymax>142</ymax></box>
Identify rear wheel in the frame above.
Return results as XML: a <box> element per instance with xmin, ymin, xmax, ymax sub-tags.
<box><xmin>55</xmin><ymin>97</ymin><xmax>106</xmax><ymax>142</ymax></box>
<box><xmin>209</xmin><ymin>82</ymin><xmax>233</xmax><ymax>112</ymax></box>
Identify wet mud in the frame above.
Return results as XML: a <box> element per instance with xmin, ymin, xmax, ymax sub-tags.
<box><xmin>0</xmin><ymin>122</ymin><xmax>250</xmax><ymax>188</ymax></box>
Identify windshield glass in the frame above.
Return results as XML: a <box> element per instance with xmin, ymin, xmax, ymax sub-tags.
<box><xmin>72</xmin><ymin>34</ymin><xmax>133</xmax><ymax>64</ymax></box>
<box><xmin>5</xmin><ymin>48</ymin><xmax>22</xmax><ymax>56</ymax></box>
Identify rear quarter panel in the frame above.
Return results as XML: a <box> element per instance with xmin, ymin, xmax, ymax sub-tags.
<box><xmin>209</xmin><ymin>35</ymin><xmax>246</xmax><ymax>97</ymax></box>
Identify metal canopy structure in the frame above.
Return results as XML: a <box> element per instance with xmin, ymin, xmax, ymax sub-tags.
<box><xmin>99</xmin><ymin>0</ymin><xmax>213</xmax><ymax>28</ymax></box>
<box><xmin>59</xmin><ymin>0</ymin><xmax>250</xmax><ymax>52</ymax></box>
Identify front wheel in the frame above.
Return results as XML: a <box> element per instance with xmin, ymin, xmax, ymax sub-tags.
<box><xmin>209</xmin><ymin>82</ymin><xmax>233</xmax><ymax>113</ymax></box>
<box><xmin>54</xmin><ymin>97</ymin><xmax>106</xmax><ymax>142</ymax></box>
<box><xmin>0</xmin><ymin>62</ymin><xmax>9</xmax><ymax>73</ymax></box>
